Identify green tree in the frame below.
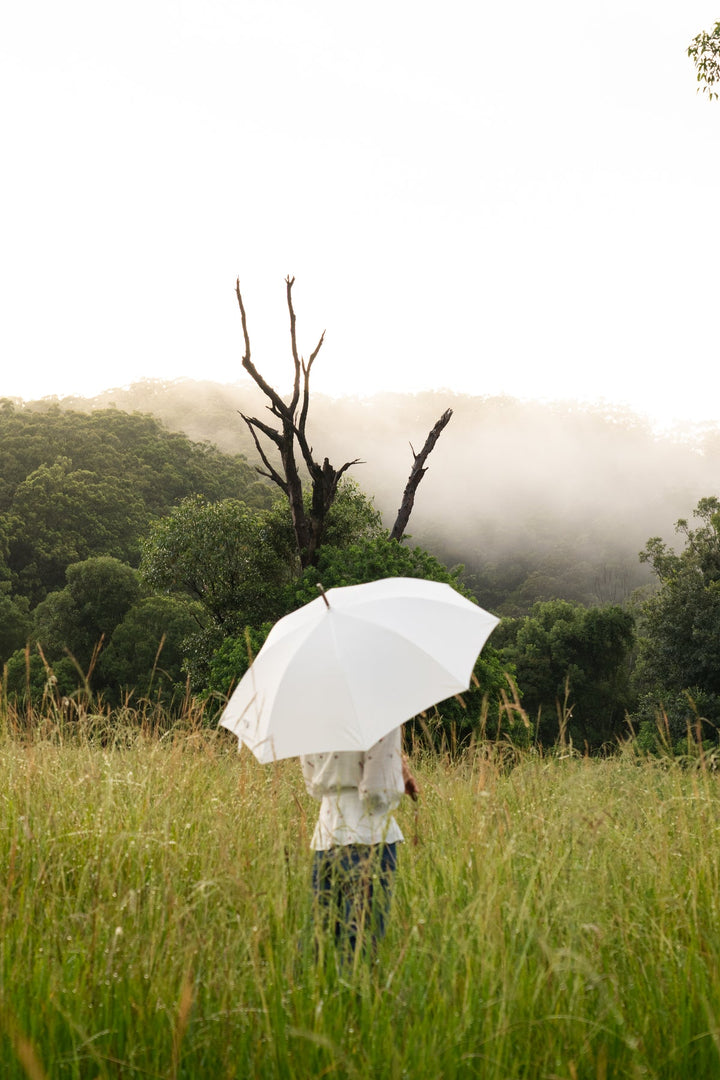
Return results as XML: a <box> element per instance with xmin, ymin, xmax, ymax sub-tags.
<box><xmin>0</xmin><ymin>590</ymin><xmax>31</xmax><ymax>665</ymax></box>
<box><xmin>634</xmin><ymin>497</ymin><xmax>720</xmax><ymax>746</ymax></box>
<box><xmin>0</xmin><ymin>402</ymin><xmax>266</xmax><ymax>516</ymax></box>
<box><xmin>98</xmin><ymin>595</ymin><xmax>206</xmax><ymax>705</ymax></box>
<box><xmin>0</xmin><ymin>529</ymin><xmax>30</xmax><ymax>663</ymax></box>
<box><xmin>3</xmin><ymin>648</ymin><xmax>80</xmax><ymax>707</ymax></box>
<box><xmin>140</xmin><ymin>496</ymin><xmax>295</xmax><ymax>632</ymax></box>
<box><xmin>0</xmin><ymin>402</ymin><xmax>272</xmax><ymax>608</ymax></box>
<box><xmin>289</xmin><ymin>534</ymin><xmax>469</xmax><ymax>607</ymax></box>
<box><xmin>497</xmin><ymin>599</ymin><xmax>635</xmax><ymax>748</ymax></box>
<box><xmin>203</xmin><ymin>623</ymin><xmax>275</xmax><ymax>698</ymax></box>
<box><xmin>141</xmin><ymin>481</ymin><xmax>386</xmax><ymax>624</ymax></box>
<box><xmin>6</xmin><ymin>460</ymin><xmax>147</xmax><ymax>603</ymax></box>
<box><xmin>140</xmin><ymin>496</ymin><xmax>296</xmax><ymax>688</ymax></box>
<box><xmin>140</xmin><ymin>482</ymin><xmax>386</xmax><ymax>688</ymax></box>
<box><xmin>21</xmin><ymin>560</ymin><xmax>207</xmax><ymax>705</ymax></box>
<box><xmin>32</xmin><ymin>556</ymin><xmax>141</xmax><ymax>670</ymax></box>
<box><xmin>689</xmin><ymin>20</ymin><xmax>720</xmax><ymax>100</ymax></box>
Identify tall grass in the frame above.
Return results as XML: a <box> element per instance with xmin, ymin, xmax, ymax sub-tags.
<box><xmin>1</xmin><ymin>711</ymin><xmax>720</xmax><ymax>1078</ymax></box>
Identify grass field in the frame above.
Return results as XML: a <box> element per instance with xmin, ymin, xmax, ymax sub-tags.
<box><xmin>1</xmin><ymin>714</ymin><xmax>720</xmax><ymax>1079</ymax></box>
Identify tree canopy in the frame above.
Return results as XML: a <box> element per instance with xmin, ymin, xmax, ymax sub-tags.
<box><xmin>32</xmin><ymin>556</ymin><xmax>141</xmax><ymax>670</ymax></box>
<box><xmin>634</xmin><ymin>497</ymin><xmax>720</xmax><ymax>745</ymax></box>
<box><xmin>140</xmin><ymin>496</ymin><xmax>295</xmax><ymax>633</ymax></box>
<box><xmin>0</xmin><ymin>402</ymin><xmax>271</xmax><ymax>609</ymax></box>
<box><xmin>140</xmin><ymin>481</ymin><xmax>387</xmax><ymax>687</ymax></box>
<box><xmin>496</xmin><ymin>600</ymin><xmax>635</xmax><ymax>748</ymax></box>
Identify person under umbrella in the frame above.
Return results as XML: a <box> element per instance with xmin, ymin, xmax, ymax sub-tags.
<box><xmin>301</xmin><ymin>727</ymin><xmax>419</xmax><ymax>959</ymax></box>
<box><xmin>219</xmin><ymin>577</ymin><xmax>498</xmax><ymax>960</ymax></box>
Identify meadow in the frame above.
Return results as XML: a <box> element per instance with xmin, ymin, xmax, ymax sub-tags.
<box><xmin>1</xmin><ymin>710</ymin><xmax>720</xmax><ymax>1079</ymax></box>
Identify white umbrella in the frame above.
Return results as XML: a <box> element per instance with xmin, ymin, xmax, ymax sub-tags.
<box><xmin>218</xmin><ymin>576</ymin><xmax>499</xmax><ymax>763</ymax></box>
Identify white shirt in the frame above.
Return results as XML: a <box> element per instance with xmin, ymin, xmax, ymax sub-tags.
<box><xmin>300</xmin><ymin>728</ymin><xmax>406</xmax><ymax>850</ymax></box>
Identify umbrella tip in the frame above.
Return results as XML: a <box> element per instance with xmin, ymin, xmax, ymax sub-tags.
<box><xmin>316</xmin><ymin>582</ymin><xmax>330</xmax><ymax>609</ymax></box>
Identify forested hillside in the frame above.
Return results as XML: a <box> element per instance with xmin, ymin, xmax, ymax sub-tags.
<box><xmin>0</xmin><ymin>400</ymin><xmax>272</xmax><ymax>685</ymax></box>
<box><xmin>5</xmin><ymin>385</ymin><xmax>720</xmax><ymax>752</ymax></box>
<box><xmin>58</xmin><ymin>379</ymin><xmax>720</xmax><ymax>612</ymax></box>
<box><xmin>0</xmin><ymin>400</ymin><xmax>274</xmax><ymax>597</ymax></box>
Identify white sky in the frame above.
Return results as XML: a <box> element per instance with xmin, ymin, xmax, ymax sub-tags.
<box><xmin>1</xmin><ymin>0</ymin><xmax>719</xmax><ymax>427</ymax></box>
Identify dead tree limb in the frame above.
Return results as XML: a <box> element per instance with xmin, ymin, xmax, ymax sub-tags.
<box><xmin>390</xmin><ymin>409</ymin><xmax>453</xmax><ymax>541</ymax></box>
<box><xmin>236</xmin><ymin>276</ymin><xmax>360</xmax><ymax>568</ymax></box>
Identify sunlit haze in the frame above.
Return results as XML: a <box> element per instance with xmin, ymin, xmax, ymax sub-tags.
<box><xmin>2</xmin><ymin>0</ymin><xmax>719</xmax><ymax>429</ymax></box>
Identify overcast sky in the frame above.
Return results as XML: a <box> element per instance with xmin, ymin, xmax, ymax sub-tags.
<box><xmin>2</xmin><ymin>0</ymin><xmax>719</xmax><ymax>427</ymax></box>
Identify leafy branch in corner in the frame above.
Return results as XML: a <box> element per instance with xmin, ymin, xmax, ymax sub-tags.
<box><xmin>688</xmin><ymin>20</ymin><xmax>720</xmax><ymax>101</ymax></box>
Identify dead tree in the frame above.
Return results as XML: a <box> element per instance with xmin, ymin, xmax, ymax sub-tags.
<box><xmin>236</xmin><ymin>276</ymin><xmax>452</xmax><ymax>567</ymax></box>
<box><xmin>389</xmin><ymin>408</ymin><xmax>453</xmax><ymax>541</ymax></box>
<box><xmin>236</xmin><ymin>276</ymin><xmax>360</xmax><ymax>569</ymax></box>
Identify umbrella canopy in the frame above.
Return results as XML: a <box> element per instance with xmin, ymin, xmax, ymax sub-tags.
<box><xmin>218</xmin><ymin>576</ymin><xmax>499</xmax><ymax>763</ymax></box>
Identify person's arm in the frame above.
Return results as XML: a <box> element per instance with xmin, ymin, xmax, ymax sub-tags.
<box><xmin>402</xmin><ymin>754</ymin><xmax>420</xmax><ymax>801</ymax></box>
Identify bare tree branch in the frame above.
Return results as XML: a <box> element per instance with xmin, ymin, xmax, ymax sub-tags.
<box><xmin>239</xmin><ymin>412</ymin><xmax>288</xmax><ymax>492</ymax></box>
<box><xmin>235</xmin><ymin>279</ymin><xmax>288</xmax><ymax>417</ymax></box>
<box><xmin>390</xmin><ymin>409</ymin><xmax>453</xmax><ymax>541</ymax></box>
<box><xmin>239</xmin><ymin>410</ymin><xmax>284</xmax><ymax>449</ymax></box>
<box><xmin>286</xmin><ymin>275</ymin><xmax>303</xmax><ymax>415</ymax></box>
<box><xmin>299</xmin><ymin>331</ymin><xmax>325</xmax><ymax>437</ymax></box>
<box><xmin>236</xmin><ymin>278</ymin><xmax>252</xmax><ymax>362</ymax></box>
<box><xmin>336</xmin><ymin>458</ymin><xmax>363</xmax><ymax>483</ymax></box>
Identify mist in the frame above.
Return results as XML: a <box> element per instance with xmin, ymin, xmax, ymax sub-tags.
<box><xmin>54</xmin><ymin>379</ymin><xmax>720</xmax><ymax>613</ymax></box>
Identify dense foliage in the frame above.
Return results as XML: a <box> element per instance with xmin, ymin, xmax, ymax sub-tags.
<box><xmin>0</xmin><ymin>402</ymin><xmax>272</xmax><ymax>705</ymax></box>
<box><xmin>6</xmin><ymin>388</ymin><xmax>720</xmax><ymax>753</ymax></box>
<box><xmin>495</xmin><ymin>600</ymin><xmax>635</xmax><ymax>747</ymax></box>
<box><xmin>0</xmin><ymin>401</ymin><xmax>272</xmax><ymax>605</ymax></box>
<box><xmin>633</xmin><ymin>497</ymin><xmax>720</xmax><ymax>749</ymax></box>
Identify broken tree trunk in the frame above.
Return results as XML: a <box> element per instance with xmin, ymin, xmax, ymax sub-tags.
<box><xmin>390</xmin><ymin>409</ymin><xmax>453</xmax><ymax>541</ymax></box>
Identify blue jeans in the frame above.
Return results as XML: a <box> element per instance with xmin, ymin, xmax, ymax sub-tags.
<box><xmin>311</xmin><ymin>842</ymin><xmax>398</xmax><ymax>957</ymax></box>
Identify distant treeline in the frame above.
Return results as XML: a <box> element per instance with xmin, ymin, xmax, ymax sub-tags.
<box><xmin>0</xmin><ymin>399</ymin><xmax>272</xmax><ymax>666</ymax></box>
<box><xmin>56</xmin><ymin>378</ymin><xmax>720</xmax><ymax>612</ymax></box>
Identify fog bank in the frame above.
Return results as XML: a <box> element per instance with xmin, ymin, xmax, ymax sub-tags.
<box><xmin>51</xmin><ymin>379</ymin><xmax>720</xmax><ymax>612</ymax></box>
